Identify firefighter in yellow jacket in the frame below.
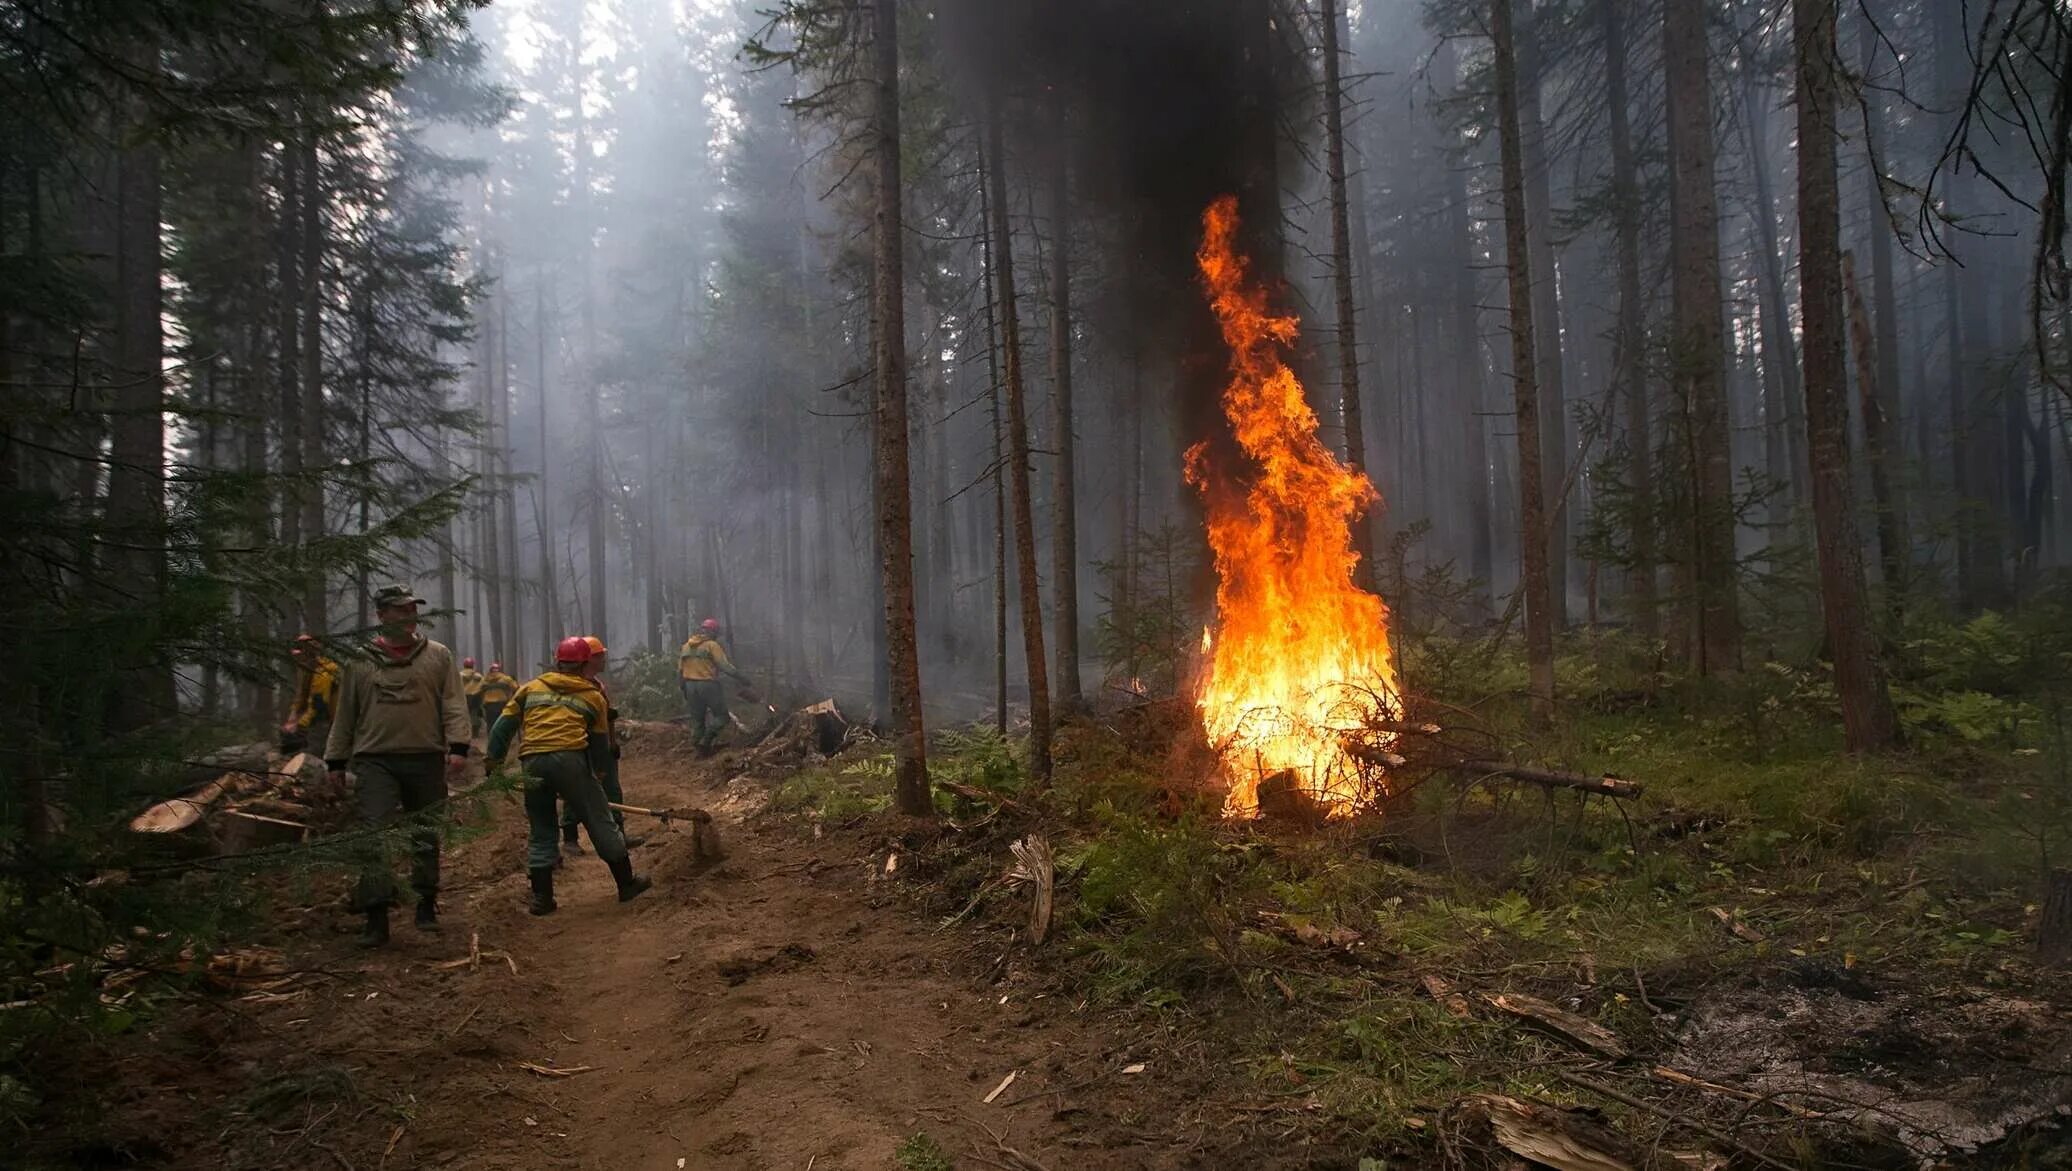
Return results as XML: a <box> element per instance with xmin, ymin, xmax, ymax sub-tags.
<box><xmin>679</xmin><ymin>618</ymin><xmax>752</xmax><ymax>753</ymax></box>
<box><xmin>478</xmin><ymin>662</ymin><xmax>518</xmax><ymax>718</ymax></box>
<box><xmin>485</xmin><ymin>637</ymin><xmax>652</xmax><ymax>915</ymax></box>
<box><xmin>459</xmin><ymin>657</ymin><xmax>486</xmax><ymax>734</ymax></box>
<box><xmin>280</xmin><ymin>634</ymin><xmax>339</xmax><ymax>753</ymax></box>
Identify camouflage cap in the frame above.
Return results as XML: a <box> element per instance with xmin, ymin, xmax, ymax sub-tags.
<box><xmin>373</xmin><ymin>584</ymin><xmax>427</xmax><ymax>609</ymax></box>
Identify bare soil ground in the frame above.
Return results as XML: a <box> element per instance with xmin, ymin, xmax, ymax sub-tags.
<box><xmin>56</xmin><ymin>731</ymin><xmax>1342</xmax><ymax>1171</ymax></box>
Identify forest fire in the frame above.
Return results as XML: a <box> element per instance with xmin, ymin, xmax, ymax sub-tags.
<box><xmin>1186</xmin><ymin>196</ymin><xmax>1402</xmax><ymax>819</ymax></box>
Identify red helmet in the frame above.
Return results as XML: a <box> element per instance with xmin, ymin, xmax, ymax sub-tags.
<box><xmin>489</xmin><ymin>661</ymin><xmax>502</xmax><ymax>672</ymax></box>
<box><xmin>463</xmin><ymin>656</ymin><xmax>476</xmax><ymax>668</ymax></box>
<box><xmin>700</xmin><ymin>618</ymin><xmax>721</xmax><ymax>633</ymax></box>
<box><xmin>554</xmin><ymin>636</ymin><xmax>593</xmax><ymax>664</ymax></box>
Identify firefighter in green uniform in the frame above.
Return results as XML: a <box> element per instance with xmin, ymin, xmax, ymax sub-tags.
<box><xmin>484</xmin><ymin>636</ymin><xmax>652</xmax><ymax>915</ymax></box>
<box><xmin>281</xmin><ymin>634</ymin><xmax>340</xmax><ymax>754</ymax></box>
<box><xmin>324</xmin><ymin>585</ymin><xmax>472</xmax><ymax>947</ymax></box>
<box><xmin>459</xmin><ymin>657</ymin><xmax>486</xmax><ymax>734</ymax></box>
<box><xmin>679</xmin><ymin>618</ymin><xmax>752</xmax><ymax>754</ymax></box>
<box><xmin>559</xmin><ymin>635</ymin><xmax>643</xmax><ymax>856</ymax></box>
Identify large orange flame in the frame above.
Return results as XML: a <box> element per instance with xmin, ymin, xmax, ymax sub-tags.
<box><xmin>1186</xmin><ymin>195</ymin><xmax>1402</xmax><ymax>818</ymax></box>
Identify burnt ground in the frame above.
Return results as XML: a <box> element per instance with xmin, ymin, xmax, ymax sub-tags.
<box><xmin>36</xmin><ymin>730</ymin><xmax>1352</xmax><ymax>1171</ymax></box>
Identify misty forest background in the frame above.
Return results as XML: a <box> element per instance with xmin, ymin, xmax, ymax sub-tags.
<box><xmin>10</xmin><ymin>0</ymin><xmax>2072</xmax><ymax>849</ymax></box>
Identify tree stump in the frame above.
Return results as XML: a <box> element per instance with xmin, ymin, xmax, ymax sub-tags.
<box><xmin>2038</xmin><ymin>868</ymin><xmax>2072</xmax><ymax>964</ymax></box>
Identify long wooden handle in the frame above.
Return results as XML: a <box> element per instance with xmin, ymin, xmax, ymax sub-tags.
<box><xmin>608</xmin><ymin>801</ymin><xmax>712</xmax><ymax>824</ymax></box>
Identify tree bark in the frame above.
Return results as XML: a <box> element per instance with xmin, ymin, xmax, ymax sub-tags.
<box><xmin>1739</xmin><ymin>78</ymin><xmax>1809</xmax><ymax>534</ymax></box>
<box><xmin>535</xmin><ymin>276</ymin><xmax>557</xmax><ymax>649</ymax></box>
<box><xmin>1516</xmin><ymin>0</ymin><xmax>1568</xmax><ymax>628</ymax></box>
<box><xmin>107</xmin><ymin>118</ymin><xmax>168</xmax><ymax>728</ymax></box>
<box><xmin>298</xmin><ymin>140</ymin><xmax>325</xmax><ymax>635</ymax></box>
<box><xmin>1322</xmin><ymin>0</ymin><xmax>1376</xmax><ymax>594</ymax></box>
<box><xmin>1664</xmin><ymin>0</ymin><xmax>1742</xmax><ymax>674</ymax></box>
<box><xmin>986</xmin><ymin>102</ymin><xmax>1053</xmax><ymax>782</ymax></box>
<box><xmin>1601</xmin><ymin>0</ymin><xmax>1657</xmax><ymax>641</ymax></box>
<box><xmin>1047</xmin><ymin>95</ymin><xmax>1081</xmax><ymax>712</ymax></box>
<box><xmin>871</xmin><ymin>0</ymin><xmax>931</xmax><ymax>815</ymax></box>
<box><xmin>1843</xmin><ymin>252</ymin><xmax>1906</xmax><ymax>614</ymax></box>
<box><xmin>980</xmin><ymin>144</ymin><xmax>1009</xmax><ymax>735</ymax></box>
<box><xmin>1492</xmin><ymin>0</ymin><xmax>1555</xmax><ymax>726</ymax></box>
<box><xmin>1796</xmin><ymin>0</ymin><xmax>1900</xmax><ymax>752</ymax></box>
<box><xmin>1438</xmin><ymin>40</ymin><xmax>1494</xmax><ymax>606</ymax></box>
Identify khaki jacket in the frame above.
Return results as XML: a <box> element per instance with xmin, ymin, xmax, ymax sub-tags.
<box><xmin>324</xmin><ymin>636</ymin><xmax>471</xmax><ymax>764</ymax></box>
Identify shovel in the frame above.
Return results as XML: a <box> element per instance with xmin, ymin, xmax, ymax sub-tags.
<box><xmin>609</xmin><ymin>801</ymin><xmax>725</xmax><ymax>862</ymax></box>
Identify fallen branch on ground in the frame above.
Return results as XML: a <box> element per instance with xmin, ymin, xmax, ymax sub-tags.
<box><xmin>1450</xmin><ymin>760</ymin><xmax>1643</xmax><ymax>799</ymax></box>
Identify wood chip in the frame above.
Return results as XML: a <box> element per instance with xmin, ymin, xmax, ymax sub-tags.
<box><xmin>1708</xmin><ymin>906</ymin><xmax>1766</xmax><ymax>943</ymax></box>
<box><xmin>1120</xmin><ymin>1062</ymin><xmax>1147</xmax><ymax>1075</ymax></box>
<box><xmin>1420</xmin><ymin>973</ymin><xmax>1473</xmax><ymax>1018</ymax></box>
<box><xmin>518</xmin><ymin>1062</ymin><xmax>597</xmax><ymax>1078</ymax></box>
<box><xmin>1482</xmin><ymin>992</ymin><xmax>1629</xmax><ymax>1059</ymax></box>
<box><xmin>982</xmin><ymin>1069</ymin><xmax>1019</xmax><ymax>1103</ymax></box>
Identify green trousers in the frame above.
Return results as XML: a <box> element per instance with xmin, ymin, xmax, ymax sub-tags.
<box><xmin>351</xmin><ymin>752</ymin><xmax>447</xmax><ymax>910</ymax></box>
<box><xmin>682</xmin><ymin>679</ymin><xmax>728</xmax><ymax>746</ymax></box>
<box><xmin>524</xmin><ymin>750</ymin><xmax>625</xmax><ymax>870</ymax></box>
<box><xmin>561</xmin><ymin>750</ymin><xmax>624</xmax><ymax>834</ymax></box>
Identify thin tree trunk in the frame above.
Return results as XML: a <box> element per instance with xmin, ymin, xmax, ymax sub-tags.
<box><xmin>106</xmin><ymin>94</ymin><xmax>169</xmax><ymax>728</ymax></box>
<box><xmin>1797</xmin><ymin>0</ymin><xmax>1899</xmax><ymax>751</ymax></box>
<box><xmin>276</xmin><ymin>148</ymin><xmax>304</xmax><ymax>623</ymax></box>
<box><xmin>498</xmin><ymin>288</ymin><xmax>521</xmax><ymax>663</ymax></box>
<box><xmin>1493</xmin><ymin>0</ymin><xmax>1555</xmax><ymax>726</ymax></box>
<box><xmin>1843</xmin><ymin>252</ymin><xmax>1906</xmax><ymax>614</ymax></box>
<box><xmin>1048</xmin><ymin>96</ymin><xmax>1082</xmax><ymax>713</ymax></box>
<box><xmin>1739</xmin><ymin>79</ymin><xmax>1809</xmax><ymax>527</ymax></box>
<box><xmin>980</xmin><ymin>145</ymin><xmax>1010</xmax><ymax>735</ymax></box>
<box><xmin>1322</xmin><ymin>0</ymin><xmax>1377</xmax><ymax>594</ymax></box>
<box><xmin>1664</xmin><ymin>0</ymin><xmax>1742</xmax><ymax>674</ymax></box>
<box><xmin>1602</xmin><ymin>0</ymin><xmax>1657</xmax><ymax>640</ymax></box>
<box><xmin>987</xmin><ymin>102</ymin><xmax>1053</xmax><ymax>782</ymax></box>
<box><xmin>535</xmin><ymin>276</ymin><xmax>556</xmax><ymax>647</ymax></box>
<box><xmin>871</xmin><ymin>0</ymin><xmax>930</xmax><ymax>815</ymax></box>
<box><xmin>1517</xmin><ymin>0</ymin><xmax>1569</xmax><ymax>628</ymax></box>
<box><xmin>298</xmin><ymin>140</ymin><xmax>326</xmax><ymax>635</ymax></box>
<box><xmin>1438</xmin><ymin>42</ymin><xmax>1494</xmax><ymax>607</ymax></box>
<box><xmin>480</xmin><ymin>296</ymin><xmax>507</xmax><ymax>662</ymax></box>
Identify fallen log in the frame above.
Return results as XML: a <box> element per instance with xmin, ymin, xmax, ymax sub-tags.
<box><xmin>210</xmin><ymin>810</ymin><xmax>308</xmax><ymax>854</ymax></box>
<box><xmin>130</xmin><ymin>774</ymin><xmax>239</xmax><ymax>834</ymax></box>
<box><xmin>1452</xmin><ymin>760</ymin><xmax>1643</xmax><ymax>799</ymax></box>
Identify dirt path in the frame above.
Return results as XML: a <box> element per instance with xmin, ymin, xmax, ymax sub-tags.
<box><xmin>124</xmin><ymin>733</ymin><xmax>1270</xmax><ymax>1171</ymax></box>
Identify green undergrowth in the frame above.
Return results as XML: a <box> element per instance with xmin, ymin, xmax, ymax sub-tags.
<box><xmin>769</xmin><ymin>598</ymin><xmax>2072</xmax><ymax>1159</ymax></box>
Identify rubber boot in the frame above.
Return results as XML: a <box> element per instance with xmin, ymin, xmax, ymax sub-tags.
<box><xmin>528</xmin><ymin>867</ymin><xmax>558</xmax><ymax>916</ymax></box>
<box><xmin>607</xmin><ymin>855</ymin><xmax>652</xmax><ymax>903</ymax></box>
<box><xmin>414</xmin><ymin>895</ymin><xmax>440</xmax><ymax>933</ymax></box>
<box><xmin>356</xmin><ymin>906</ymin><xmax>390</xmax><ymax>949</ymax></box>
<box><xmin>561</xmin><ymin>824</ymin><xmax>586</xmax><ymax>857</ymax></box>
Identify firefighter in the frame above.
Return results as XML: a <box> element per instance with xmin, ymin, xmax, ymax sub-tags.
<box><xmin>478</xmin><ymin>661</ymin><xmax>518</xmax><ymax>718</ymax></box>
<box><xmin>484</xmin><ymin>636</ymin><xmax>652</xmax><ymax>915</ymax></box>
<box><xmin>324</xmin><ymin>584</ymin><xmax>472</xmax><ymax>947</ymax></box>
<box><xmin>559</xmin><ymin>636</ymin><xmax>642</xmax><ymax>856</ymax></box>
<box><xmin>281</xmin><ymin>634</ymin><xmax>339</xmax><ymax>754</ymax></box>
<box><xmin>679</xmin><ymin>618</ymin><xmax>752</xmax><ymax>754</ymax></box>
<box><xmin>460</xmin><ymin>656</ymin><xmax>487</xmax><ymax>734</ymax></box>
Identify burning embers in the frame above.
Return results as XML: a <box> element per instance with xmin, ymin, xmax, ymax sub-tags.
<box><xmin>1186</xmin><ymin>196</ymin><xmax>1402</xmax><ymax>819</ymax></box>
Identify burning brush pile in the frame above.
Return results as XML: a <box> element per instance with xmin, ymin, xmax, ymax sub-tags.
<box><xmin>1185</xmin><ymin>197</ymin><xmax>1405</xmax><ymax>822</ymax></box>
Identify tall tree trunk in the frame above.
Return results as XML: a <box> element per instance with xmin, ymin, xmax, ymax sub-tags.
<box><xmin>1602</xmin><ymin>0</ymin><xmax>1657</xmax><ymax>640</ymax></box>
<box><xmin>498</xmin><ymin>289</ymin><xmax>522</xmax><ymax>663</ymax></box>
<box><xmin>871</xmin><ymin>0</ymin><xmax>930</xmax><ymax>815</ymax></box>
<box><xmin>1739</xmin><ymin>80</ymin><xmax>1809</xmax><ymax>532</ymax></box>
<box><xmin>1322</xmin><ymin>0</ymin><xmax>1377</xmax><ymax>592</ymax></box>
<box><xmin>276</xmin><ymin>148</ymin><xmax>304</xmax><ymax>627</ymax></box>
<box><xmin>1843</xmin><ymin>252</ymin><xmax>1906</xmax><ymax>614</ymax></box>
<box><xmin>980</xmin><ymin>145</ymin><xmax>1009</xmax><ymax>734</ymax></box>
<box><xmin>1048</xmin><ymin>97</ymin><xmax>1082</xmax><ymax>713</ymax></box>
<box><xmin>1860</xmin><ymin>18</ymin><xmax>1907</xmax><ymax>607</ymax></box>
<box><xmin>535</xmin><ymin>276</ymin><xmax>556</xmax><ymax>649</ymax></box>
<box><xmin>1797</xmin><ymin>0</ymin><xmax>1899</xmax><ymax>751</ymax></box>
<box><xmin>987</xmin><ymin>102</ymin><xmax>1053</xmax><ymax>782</ymax></box>
<box><xmin>1664</xmin><ymin>0</ymin><xmax>1742</xmax><ymax>674</ymax></box>
<box><xmin>106</xmin><ymin>97</ymin><xmax>169</xmax><ymax>728</ymax></box>
<box><xmin>480</xmin><ymin>298</ymin><xmax>507</xmax><ymax>662</ymax></box>
<box><xmin>1517</xmin><ymin>0</ymin><xmax>1569</xmax><ymax>628</ymax></box>
<box><xmin>298</xmin><ymin>140</ymin><xmax>325</xmax><ymax>635</ymax></box>
<box><xmin>1439</xmin><ymin>41</ymin><xmax>1494</xmax><ymax>605</ymax></box>
<box><xmin>1493</xmin><ymin>0</ymin><xmax>1555</xmax><ymax>726</ymax></box>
